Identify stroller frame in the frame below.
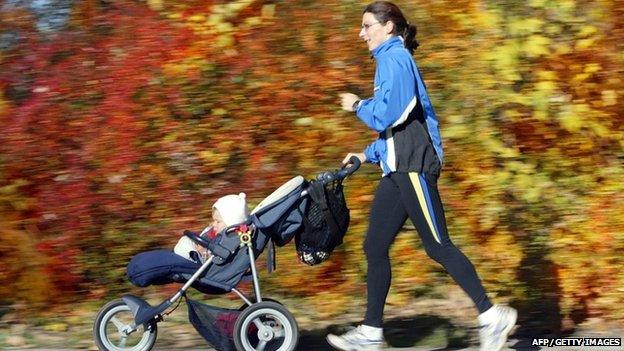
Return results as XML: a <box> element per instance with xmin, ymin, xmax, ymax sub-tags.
<box><xmin>95</xmin><ymin>224</ymin><xmax>295</xmax><ymax>351</ymax></box>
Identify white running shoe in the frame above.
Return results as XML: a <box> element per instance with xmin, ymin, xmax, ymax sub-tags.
<box><xmin>326</xmin><ymin>325</ymin><xmax>385</xmax><ymax>351</ymax></box>
<box><xmin>478</xmin><ymin>305</ymin><xmax>518</xmax><ymax>351</ymax></box>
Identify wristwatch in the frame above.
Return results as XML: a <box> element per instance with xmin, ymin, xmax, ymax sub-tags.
<box><xmin>352</xmin><ymin>99</ymin><xmax>361</xmax><ymax>112</ymax></box>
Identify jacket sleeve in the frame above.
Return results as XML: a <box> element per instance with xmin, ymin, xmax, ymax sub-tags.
<box><xmin>363</xmin><ymin>138</ymin><xmax>385</xmax><ymax>164</ymax></box>
<box><xmin>355</xmin><ymin>56</ymin><xmax>417</xmax><ymax>133</ymax></box>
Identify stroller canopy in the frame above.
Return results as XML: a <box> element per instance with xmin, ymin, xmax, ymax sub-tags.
<box><xmin>250</xmin><ymin>176</ymin><xmax>305</xmax><ymax>229</ymax></box>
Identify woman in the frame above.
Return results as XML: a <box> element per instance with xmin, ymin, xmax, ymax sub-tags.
<box><xmin>326</xmin><ymin>2</ymin><xmax>517</xmax><ymax>351</ymax></box>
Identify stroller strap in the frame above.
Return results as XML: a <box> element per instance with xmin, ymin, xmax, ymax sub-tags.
<box><xmin>267</xmin><ymin>240</ymin><xmax>276</xmax><ymax>273</ymax></box>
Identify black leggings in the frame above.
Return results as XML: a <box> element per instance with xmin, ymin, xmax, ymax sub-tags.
<box><xmin>363</xmin><ymin>172</ymin><xmax>492</xmax><ymax>327</ymax></box>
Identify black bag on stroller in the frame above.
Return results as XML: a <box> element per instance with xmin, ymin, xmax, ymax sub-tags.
<box><xmin>295</xmin><ymin>174</ymin><xmax>350</xmax><ymax>266</ymax></box>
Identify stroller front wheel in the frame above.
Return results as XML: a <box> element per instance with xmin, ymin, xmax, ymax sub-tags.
<box><xmin>93</xmin><ymin>298</ymin><xmax>158</xmax><ymax>351</ymax></box>
<box><xmin>233</xmin><ymin>301</ymin><xmax>298</xmax><ymax>351</ymax></box>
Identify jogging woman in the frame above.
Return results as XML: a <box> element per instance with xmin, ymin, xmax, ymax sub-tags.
<box><xmin>326</xmin><ymin>2</ymin><xmax>517</xmax><ymax>350</ymax></box>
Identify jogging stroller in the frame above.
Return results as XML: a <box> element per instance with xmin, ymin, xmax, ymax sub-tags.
<box><xmin>92</xmin><ymin>157</ymin><xmax>361</xmax><ymax>351</ymax></box>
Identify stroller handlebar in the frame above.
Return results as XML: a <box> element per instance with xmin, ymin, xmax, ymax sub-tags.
<box><xmin>316</xmin><ymin>155</ymin><xmax>361</xmax><ymax>185</ymax></box>
<box><xmin>184</xmin><ymin>230</ymin><xmax>231</xmax><ymax>260</ymax></box>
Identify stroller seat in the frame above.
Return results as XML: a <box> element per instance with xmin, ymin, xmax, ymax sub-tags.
<box><xmin>126</xmin><ymin>175</ymin><xmax>309</xmax><ymax>294</ymax></box>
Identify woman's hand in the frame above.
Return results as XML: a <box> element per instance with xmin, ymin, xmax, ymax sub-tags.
<box><xmin>339</xmin><ymin>93</ymin><xmax>361</xmax><ymax>112</ymax></box>
<box><xmin>342</xmin><ymin>152</ymin><xmax>366</xmax><ymax>165</ymax></box>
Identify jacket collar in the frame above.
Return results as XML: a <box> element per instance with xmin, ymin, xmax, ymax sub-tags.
<box><xmin>372</xmin><ymin>36</ymin><xmax>404</xmax><ymax>58</ymax></box>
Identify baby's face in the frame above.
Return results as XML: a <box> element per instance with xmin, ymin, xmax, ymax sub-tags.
<box><xmin>211</xmin><ymin>210</ymin><xmax>227</xmax><ymax>233</ymax></box>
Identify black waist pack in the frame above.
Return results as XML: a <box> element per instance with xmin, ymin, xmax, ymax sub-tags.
<box><xmin>296</xmin><ymin>177</ymin><xmax>350</xmax><ymax>265</ymax></box>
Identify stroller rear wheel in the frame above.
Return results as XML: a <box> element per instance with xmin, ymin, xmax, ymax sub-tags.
<box><xmin>233</xmin><ymin>301</ymin><xmax>298</xmax><ymax>351</ymax></box>
<box><xmin>93</xmin><ymin>298</ymin><xmax>158</xmax><ymax>351</ymax></box>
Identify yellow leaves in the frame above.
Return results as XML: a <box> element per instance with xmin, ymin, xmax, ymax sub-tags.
<box><xmin>535</xmin><ymin>80</ymin><xmax>556</xmax><ymax>93</ymax></box>
<box><xmin>502</xmin><ymin>109</ymin><xmax>522</xmax><ymax>122</ymax></box>
<box><xmin>575</xmin><ymin>37</ymin><xmax>597</xmax><ymax>50</ymax></box>
<box><xmin>508</xmin><ymin>18</ymin><xmax>544</xmax><ymax>36</ymax></box>
<box><xmin>199</xmin><ymin>148</ymin><xmax>230</xmax><ymax>174</ymax></box>
<box><xmin>0</xmin><ymin>222</ymin><xmax>54</xmax><ymax>306</ymax></box>
<box><xmin>574</xmin><ymin>26</ymin><xmax>601</xmax><ymax>51</ymax></box>
<box><xmin>572</xmin><ymin>62</ymin><xmax>602</xmax><ymax>84</ymax></box>
<box><xmin>261</xmin><ymin>4</ymin><xmax>276</xmax><ymax>19</ymax></box>
<box><xmin>584</xmin><ymin>63</ymin><xmax>601</xmax><ymax>74</ymax></box>
<box><xmin>177</xmin><ymin>0</ymin><xmax>262</xmax><ymax>49</ymax></box>
<box><xmin>478</xmin><ymin>203</ymin><xmax>503</xmax><ymax>231</ymax></box>
<box><xmin>146</xmin><ymin>0</ymin><xmax>163</xmax><ymax>11</ymax></box>
<box><xmin>244</xmin><ymin>16</ymin><xmax>263</xmax><ymax>27</ymax></box>
<box><xmin>215</xmin><ymin>32</ymin><xmax>235</xmax><ymax>49</ymax></box>
<box><xmin>188</xmin><ymin>14</ymin><xmax>206</xmax><ymax>23</ymax></box>
<box><xmin>161</xmin><ymin>56</ymin><xmax>207</xmax><ymax>78</ymax></box>
<box><xmin>528</xmin><ymin>0</ymin><xmax>547</xmax><ymax>7</ymax></box>
<box><xmin>557</xmin><ymin>103</ymin><xmax>586</xmax><ymax>132</ymax></box>
<box><xmin>553</xmin><ymin>42</ymin><xmax>572</xmax><ymax>55</ymax></box>
<box><xmin>221</xmin><ymin>0</ymin><xmax>255</xmax><ymax>14</ymax></box>
<box><xmin>587</xmin><ymin>119</ymin><xmax>610</xmax><ymax>138</ymax></box>
<box><xmin>545</xmin><ymin>23</ymin><xmax>562</xmax><ymax>35</ymax></box>
<box><xmin>483</xmin><ymin>135</ymin><xmax>521</xmax><ymax>159</ymax></box>
<box><xmin>0</xmin><ymin>179</ymin><xmax>31</xmax><ymax>211</ymax></box>
<box><xmin>577</xmin><ymin>24</ymin><xmax>598</xmax><ymax>38</ymax></box>
<box><xmin>515</xmin><ymin>173</ymin><xmax>541</xmax><ymax>203</ymax></box>
<box><xmin>601</xmin><ymin>90</ymin><xmax>617</xmax><ymax>106</ymax></box>
<box><xmin>507</xmin><ymin>92</ymin><xmax>531</xmax><ymax>106</ymax></box>
<box><xmin>485</xmin><ymin>40</ymin><xmax>521</xmax><ymax>82</ymax></box>
<box><xmin>43</xmin><ymin>322</ymin><xmax>69</xmax><ymax>332</ymax></box>
<box><xmin>523</xmin><ymin>35</ymin><xmax>551</xmax><ymax>58</ymax></box>
<box><xmin>530</xmin><ymin>72</ymin><xmax>560</xmax><ymax>120</ymax></box>
<box><xmin>501</xmin><ymin>161</ymin><xmax>554</xmax><ymax>204</ymax></box>
<box><xmin>536</xmin><ymin>70</ymin><xmax>557</xmax><ymax>81</ymax></box>
<box><xmin>483</xmin><ymin>230</ymin><xmax>523</xmax><ymax>268</ymax></box>
<box><xmin>211</xmin><ymin>108</ymin><xmax>228</xmax><ymax>116</ymax></box>
<box><xmin>443</xmin><ymin>121</ymin><xmax>471</xmax><ymax>139</ymax></box>
<box><xmin>452</xmin><ymin>10</ymin><xmax>500</xmax><ymax>32</ymax></box>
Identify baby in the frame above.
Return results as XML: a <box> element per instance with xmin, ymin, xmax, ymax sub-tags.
<box><xmin>174</xmin><ymin>193</ymin><xmax>249</xmax><ymax>263</ymax></box>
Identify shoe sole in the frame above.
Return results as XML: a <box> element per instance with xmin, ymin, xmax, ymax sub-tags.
<box><xmin>326</xmin><ymin>334</ymin><xmax>383</xmax><ymax>351</ymax></box>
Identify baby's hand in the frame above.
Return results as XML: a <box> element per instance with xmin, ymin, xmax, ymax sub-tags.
<box><xmin>196</xmin><ymin>244</ymin><xmax>212</xmax><ymax>262</ymax></box>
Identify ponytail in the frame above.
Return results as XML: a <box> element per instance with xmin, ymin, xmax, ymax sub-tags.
<box><xmin>402</xmin><ymin>23</ymin><xmax>419</xmax><ymax>54</ymax></box>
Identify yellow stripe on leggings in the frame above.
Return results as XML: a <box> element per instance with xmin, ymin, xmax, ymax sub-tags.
<box><xmin>408</xmin><ymin>173</ymin><xmax>441</xmax><ymax>244</ymax></box>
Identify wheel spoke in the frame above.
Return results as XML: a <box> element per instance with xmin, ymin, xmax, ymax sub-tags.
<box><xmin>257</xmin><ymin>340</ymin><xmax>267</xmax><ymax>351</ymax></box>
<box><xmin>110</xmin><ymin>316</ymin><xmax>125</xmax><ymax>332</ymax></box>
<box><xmin>253</xmin><ymin>318</ymin><xmax>264</xmax><ymax>330</ymax></box>
<box><xmin>119</xmin><ymin>335</ymin><xmax>127</xmax><ymax>348</ymax></box>
<box><xmin>273</xmin><ymin>327</ymin><xmax>285</xmax><ymax>338</ymax></box>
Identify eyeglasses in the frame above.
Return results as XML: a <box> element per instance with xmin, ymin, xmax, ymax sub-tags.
<box><xmin>360</xmin><ymin>22</ymin><xmax>381</xmax><ymax>31</ymax></box>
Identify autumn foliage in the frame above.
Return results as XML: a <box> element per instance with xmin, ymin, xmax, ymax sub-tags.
<box><xmin>1</xmin><ymin>0</ymin><xmax>623</xmax><ymax>332</ymax></box>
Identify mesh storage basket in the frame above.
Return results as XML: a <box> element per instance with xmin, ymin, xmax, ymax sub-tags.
<box><xmin>187</xmin><ymin>298</ymin><xmax>240</xmax><ymax>351</ymax></box>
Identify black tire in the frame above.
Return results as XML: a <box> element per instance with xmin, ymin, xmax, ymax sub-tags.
<box><xmin>233</xmin><ymin>301</ymin><xmax>298</xmax><ymax>351</ymax></box>
<box><xmin>93</xmin><ymin>298</ymin><xmax>158</xmax><ymax>351</ymax></box>
<box><xmin>238</xmin><ymin>297</ymin><xmax>283</xmax><ymax>311</ymax></box>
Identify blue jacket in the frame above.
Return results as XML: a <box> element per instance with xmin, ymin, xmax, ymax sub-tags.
<box><xmin>355</xmin><ymin>36</ymin><xmax>444</xmax><ymax>175</ymax></box>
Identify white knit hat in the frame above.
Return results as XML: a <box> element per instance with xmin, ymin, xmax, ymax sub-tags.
<box><xmin>212</xmin><ymin>192</ymin><xmax>249</xmax><ymax>226</ymax></box>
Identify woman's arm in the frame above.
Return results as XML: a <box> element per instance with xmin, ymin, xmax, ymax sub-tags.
<box><xmin>356</xmin><ymin>56</ymin><xmax>417</xmax><ymax>132</ymax></box>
